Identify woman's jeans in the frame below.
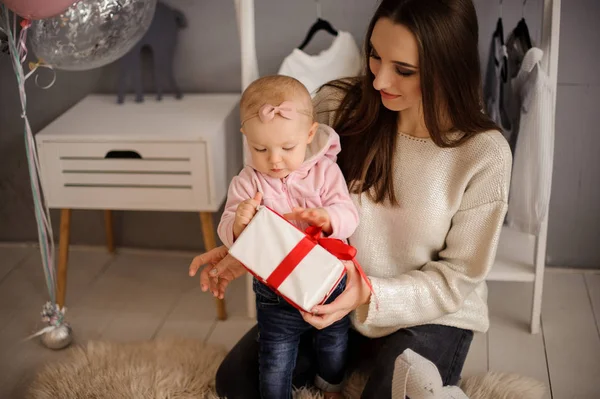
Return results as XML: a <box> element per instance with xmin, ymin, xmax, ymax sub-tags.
<box><xmin>216</xmin><ymin>313</ymin><xmax>473</xmax><ymax>399</ymax></box>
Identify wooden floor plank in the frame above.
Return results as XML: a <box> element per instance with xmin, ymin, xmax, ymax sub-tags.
<box><xmin>1</xmin><ymin>246</ymin><xmax>598</xmax><ymax>399</ymax></box>
<box><xmin>462</xmin><ymin>331</ymin><xmax>488</xmax><ymax>377</ymax></box>
<box><xmin>487</xmin><ymin>281</ymin><xmax>551</xmax><ymax>398</ymax></box>
<box><xmin>543</xmin><ymin>273</ymin><xmax>600</xmax><ymax>399</ymax></box>
<box><xmin>0</xmin><ymin>246</ymin><xmax>32</xmax><ymax>282</ymax></box>
<box><xmin>584</xmin><ymin>273</ymin><xmax>600</xmax><ymax>338</ymax></box>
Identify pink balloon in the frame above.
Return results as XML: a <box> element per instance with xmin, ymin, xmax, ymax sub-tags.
<box><xmin>2</xmin><ymin>0</ymin><xmax>80</xmax><ymax>20</ymax></box>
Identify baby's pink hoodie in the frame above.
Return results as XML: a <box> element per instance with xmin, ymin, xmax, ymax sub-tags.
<box><xmin>217</xmin><ymin>124</ymin><xmax>359</xmax><ymax>247</ymax></box>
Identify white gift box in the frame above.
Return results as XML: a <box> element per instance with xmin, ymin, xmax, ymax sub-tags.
<box><xmin>228</xmin><ymin>206</ymin><xmax>347</xmax><ymax>312</ymax></box>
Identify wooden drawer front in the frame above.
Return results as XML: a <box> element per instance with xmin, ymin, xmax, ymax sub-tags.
<box><xmin>39</xmin><ymin>142</ymin><xmax>213</xmax><ymax>211</ymax></box>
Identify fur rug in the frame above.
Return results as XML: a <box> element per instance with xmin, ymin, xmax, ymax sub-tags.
<box><xmin>27</xmin><ymin>338</ymin><xmax>546</xmax><ymax>399</ymax></box>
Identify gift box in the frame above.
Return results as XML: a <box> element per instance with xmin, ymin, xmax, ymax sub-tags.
<box><xmin>228</xmin><ymin>206</ymin><xmax>350</xmax><ymax>312</ymax></box>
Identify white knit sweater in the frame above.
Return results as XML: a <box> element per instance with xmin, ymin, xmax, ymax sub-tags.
<box><xmin>313</xmin><ymin>86</ymin><xmax>512</xmax><ymax>338</ymax></box>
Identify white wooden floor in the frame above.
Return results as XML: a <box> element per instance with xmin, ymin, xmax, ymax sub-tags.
<box><xmin>0</xmin><ymin>243</ymin><xmax>599</xmax><ymax>399</ymax></box>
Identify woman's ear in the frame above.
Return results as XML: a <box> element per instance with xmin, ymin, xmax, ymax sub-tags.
<box><xmin>307</xmin><ymin>122</ymin><xmax>319</xmax><ymax>143</ymax></box>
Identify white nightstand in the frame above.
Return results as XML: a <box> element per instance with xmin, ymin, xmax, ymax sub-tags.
<box><xmin>36</xmin><ymin>94</ymin><xmax>242</xmax><ymax>320</ymax></box>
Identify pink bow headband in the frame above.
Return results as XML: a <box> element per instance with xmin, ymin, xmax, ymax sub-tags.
<box><xmin>241</xmin><ymin>101</ymin><xmax>312</xmax><ymax>126</ymax></box>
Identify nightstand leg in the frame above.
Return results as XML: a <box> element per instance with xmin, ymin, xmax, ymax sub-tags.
<box><xmin>200</xmin><ymin>212</ymin><xmax>227</xmax><ymax>321</ymax></box>
<box><xmin>104</xmin><ymin>210</ymin><xmax>115</xmax><ymax>254</ymax></box>
<box><xmin>57</xmin><ymin>209</ymin><xmax>71</xmax><ymax>308</ymax></box>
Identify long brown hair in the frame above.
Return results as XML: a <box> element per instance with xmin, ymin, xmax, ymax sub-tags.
<box><xmin>320</xmin><ymin>0</ymin><xmax>498</xmax><ymax>205</ymax></box>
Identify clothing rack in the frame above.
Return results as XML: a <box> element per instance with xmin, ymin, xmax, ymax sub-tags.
<box><xmin>486</xmin><ymin>0</ymin><xmax>561</xmax><ymax>334</ymax></box>
<box><xmin>233</xmin><ymin>0</ymin><xmax>562</xmax><ymax>332</ymax></box>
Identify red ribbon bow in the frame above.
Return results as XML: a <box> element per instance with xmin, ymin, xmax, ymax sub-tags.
<box><xmin>304</xmin><ymin>226</ymin><xmax>357</xmax><ymax>260</ymax></box>
<box><xmin>266</xmin><ymin>225</ymin><xmax>375</xmax><ymax>302</ymax></box>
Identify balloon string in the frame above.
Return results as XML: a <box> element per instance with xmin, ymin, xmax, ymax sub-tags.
<box><xmin>22</xmin><ymin>302</ymin><xmax>69</xmax><ymax>343</ymax></box>
<box><xmin>2</xmin><ymin>5</ymin><xmax>57</xmax><ymax>305</ymax></box>
<box><xmin>15</xmin><ymin>16</ymin><xmax>57</xmax><ymax>89</ymax></box>
<box><xmin>17</xmin><ymin>17</ymin><xmax>29</xmax><ymax>63</ymax></box>
<box><xmin>25</xmin><ymin>62</ymin><xmax>57</xmax><ymax>89</ymax></box>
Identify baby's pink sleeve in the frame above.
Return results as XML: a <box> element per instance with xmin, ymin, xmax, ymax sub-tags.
<box><xmin>320</xmin><ymin>162</ymin><xmax>359</xmax><ymax>240</ymax></box>
<box><xmin>217</xmin><ymin>167</ymin><xmax>260</xmax><ymax>248</ymax></box>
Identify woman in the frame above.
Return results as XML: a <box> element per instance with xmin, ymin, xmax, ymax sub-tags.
<box><xmin>189</xmin><ymin>0</ymin><xmax>511</xmax><ymax>397</ymax></box>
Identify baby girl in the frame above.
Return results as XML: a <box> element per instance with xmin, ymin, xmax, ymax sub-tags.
<box><xmin>217</xmin><ymin>75</ymin><xmax>358</xmax><ymax>399</ymax></box>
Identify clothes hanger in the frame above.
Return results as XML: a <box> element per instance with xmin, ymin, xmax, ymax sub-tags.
<box><xmin>504</xmin><ymin>0</ymin><xmax>532</xmax><ymax>79</ymax></box>
<box><xmin>494</xmin><ymin>0</ymin><xmax>508</xmax><ymax>81</ymax></box>
<box><xmin>298</xmin><ymin>0</ymin><xmax>338</xmax><ymax>51</ymax></box>
<box><xmin>513</xmin><ymin>0</ymin><xmax>533</xmax><ymax>50</ymax></box>
<box><xmin>493</xmin><ymin>2</ymin><xmax>504</xmax><ymax>46</ymax></box>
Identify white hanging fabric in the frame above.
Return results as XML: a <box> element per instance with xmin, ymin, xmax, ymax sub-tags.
<box><xmin>277</xmin><ymin>31</ymin><xmax>362</xmax><ymax>96</ymax></box>
<box><xmin>505</xmin><ymin>47</ymin><xmax>555</xmax><ymax>235</ymax></box>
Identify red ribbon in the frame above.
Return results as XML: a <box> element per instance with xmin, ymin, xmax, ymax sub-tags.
<box><xmin>266</xmin><ymin>235</ymin><xmax>315</xmax><ymax>289</ymax></box>
<box><xmin>265</xmin><ymin>225</ymin><xmax>375</xmax><ymax>302</ymax></box>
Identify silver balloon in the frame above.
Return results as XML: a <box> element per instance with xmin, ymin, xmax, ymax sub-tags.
<box><xmin>30</xmin><ymin>0</ymin><xmax>157</xmax><ymax>71</ymax></box>
<box><xmin>41</xmin><ymin>324</ymin><xmax>73</xmax><ymax>350</ymax></box>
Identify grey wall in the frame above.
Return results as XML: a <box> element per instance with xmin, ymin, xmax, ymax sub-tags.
<box><xmin>0</xmin><ymin>48</ymin><xmax>103</xmax><ymax>243</ymax></box>
<box><xmin>94</xmin><ymin>0</ymin><xmax>378</xmax><ymax>94</ymax></box>
<box><xmin>546</xmin><ymin>0</ymin><xmax>600</xmax><ymax>268</ymax></box>
<box><xmin>1</xmin><ymin>0</ymin><xmax>598</xmax><ymax>266</ymax></box>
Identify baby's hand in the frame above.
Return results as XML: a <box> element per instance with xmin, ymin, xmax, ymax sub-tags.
<box><xmin>284</xmin><ymin>207</ymin><xmax>332</xmax><ymax>235</ymax></box>
<box><xmin>233</xmin><ymin>192</ymin><xmax>263</xmax><ymax>239</ymax></box>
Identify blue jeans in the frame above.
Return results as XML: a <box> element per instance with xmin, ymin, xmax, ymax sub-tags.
<box><xmin>254</xmin><ymin>276</ymin><xmax>349</xmax><ymax>399</ymax></box>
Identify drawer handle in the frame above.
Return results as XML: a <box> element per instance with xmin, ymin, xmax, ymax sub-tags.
<box><xmin>105</xmin><ymin>150</ymin><xmax>142</xmax><ymax>159</ymax></box>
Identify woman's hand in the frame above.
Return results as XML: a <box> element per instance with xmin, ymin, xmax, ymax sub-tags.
<box><xmin>301</xmin><ymin>260</ymin><xmax>372</xmax><ymax>330</ymax></box>
<box><xmin>188</xmin><ymin>245</ymin><xmax>246</xmax><ymax>299</ymax></box>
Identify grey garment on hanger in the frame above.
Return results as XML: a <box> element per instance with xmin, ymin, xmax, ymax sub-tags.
<box><xmin>483</xmin><ymin>31</ymin><xmax>511</xmax><ymax>139</ymax></box>
<box><xmin>501</xmin><ymin>31</ymin><xmax>530</xmax><ymax>153</ymax></box>
<box><xmin>483</xmin><ymin>26</ymin><xmax>528</xmax><ymax>155</ymax></box>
